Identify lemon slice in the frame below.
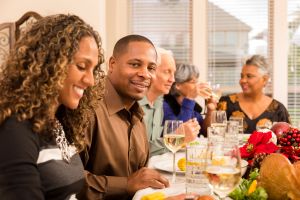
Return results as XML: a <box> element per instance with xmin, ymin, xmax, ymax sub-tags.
<box><xmin>177</xmin><ymin>158</ymin><xmax>186</xmax><ymax>171</ymax></box>
<box><xmin>141</xmin><ymin>192</ymin><xmax>165</xmax><ymax>200</ymax></box>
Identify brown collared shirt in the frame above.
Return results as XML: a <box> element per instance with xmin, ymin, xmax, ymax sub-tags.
<box><xmin>78</xmin><ymin>78</ymin><xmax>149</xmax><ymax>200</ymax></box>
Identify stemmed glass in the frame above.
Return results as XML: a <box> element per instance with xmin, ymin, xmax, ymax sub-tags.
<box><xmin>204</xmin><ymin>142</ymin><xmax>242</xmax><ymax>199</ymax></box>
<box><xmin>209</xmin><ymin>82</ymin><xmax>222</xmax><ymax>102</ymax></box>
<box><xmin>163</xmin><ymin>120</ymin><xmax>185</xmax><ymax>183</ymax></box>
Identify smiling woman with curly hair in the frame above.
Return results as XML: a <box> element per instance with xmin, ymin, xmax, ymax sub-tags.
<box><xmin>0</xmin><ymin>14</ymin><xmax>105</xmax><ymax>199</ymax></box>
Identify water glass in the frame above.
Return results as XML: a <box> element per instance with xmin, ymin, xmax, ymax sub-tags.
<box><xmin>185</xmin><ymin>144</ymin><xmax>211</xmax><ymax>196</ymax></box>
<box><xmin>211</xmin><ymin>111</ymin><xmax>227</xmax><ymax>126</ymax></box>
<box><xmin>225</xmin><ymin>121</ymin><xmax>239</xmax><ymax>146</ymax></box>
<box><xmin>207</xmin><ymin>126</ymin><xmax>226</xmax><ymax>145</ymax></box>
<box><xmin>229</xmin><ymin>116</ymin><xmax>244</xmax><ymax>134</ymax></box>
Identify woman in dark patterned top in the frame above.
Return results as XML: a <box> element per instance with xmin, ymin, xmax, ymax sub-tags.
<box><xmin>217</xmin><ymin>55</ymin><xmax>290</xmax><ymax>134</ymax></box>
<box><xmin>0</xmin><ymin>14</ymin><xmax>105</xmax><ymax>199</ymax></box>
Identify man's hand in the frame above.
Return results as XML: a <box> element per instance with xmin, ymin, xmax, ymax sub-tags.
<box><xmin>126</xmin><ymin>167</ymin><xmax>169</xmax><ymax>195</ymax></box>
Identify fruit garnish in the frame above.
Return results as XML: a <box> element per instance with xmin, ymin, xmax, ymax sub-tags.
<box><xmin>141</xmin><ymin>192</ymin><xmax>165</xmax><ymax>200</ymax></box>
<box><xmin>212</xmin><ymin>157</ymin><xmax>225</xmax><ymax>165</ymax></box>
<box><xmin>247</xmin><ymin>179</ymin><xmax>257</xmax><ymax>195</ymax></box>
<box><xmin>177</xmin><ymin>158</ymin><xmax>186</xmax><ymax>171</ymax></box>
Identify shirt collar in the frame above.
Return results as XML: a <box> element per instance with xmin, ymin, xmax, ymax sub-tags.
<box><xmin>104</xmin><ymin>78</ymin><xmax>144</xmax><ymax>120</ymax></box>
<box><xmin>139</xmin><ymin>95</ymin><xmax>163</xmax><ymax>109</ymax></box>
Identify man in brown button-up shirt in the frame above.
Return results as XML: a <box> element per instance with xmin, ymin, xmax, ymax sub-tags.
<box><xmin>77</xmin><ymin>35</ymin><xmax>169</xmax><ymax>200</ymax></box>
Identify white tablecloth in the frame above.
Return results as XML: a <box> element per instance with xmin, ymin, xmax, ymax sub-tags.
<box><xmin>133</xmin><ymin>152</ymin><xmax>186</xmax><ymax>200</ymax></box>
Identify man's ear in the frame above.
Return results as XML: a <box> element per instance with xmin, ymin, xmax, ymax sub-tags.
<box><xmin>108</xmin><ymin>56</ymin><xmax>115</xmax><ymax>74</ymax></box>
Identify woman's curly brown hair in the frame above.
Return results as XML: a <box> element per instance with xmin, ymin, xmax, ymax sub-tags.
<box><xmin>0</xmin><ymin>14</ymin><xmax>105</xmax><ymax>152</ymax></box>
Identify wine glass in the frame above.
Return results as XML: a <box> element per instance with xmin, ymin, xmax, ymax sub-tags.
<box><xmin>204</xmin><ymin>142</ymin><xmax>242</xmax><ymax>199</ymax></box>
<box><xmin>209</xmin><ymin>82</ymin><xmax>222</xmax><ymax>102</ymax></box>
<box><xmin>163</xmin><ymin>120</ymin><xmax>185</xmax><ymax>183</ymax></box>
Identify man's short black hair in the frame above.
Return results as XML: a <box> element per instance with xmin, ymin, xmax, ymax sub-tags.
<box><xmin>112</xmin><ymin>34</ymin><xmax>157</xmax><ymax>58</ymax></box>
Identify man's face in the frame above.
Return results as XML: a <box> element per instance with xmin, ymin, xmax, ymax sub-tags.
<box><xmin>150</xmin><ymin>53</ymin><xmax>176</xmax><ymax>95</ymax></box>
<box><xmin>108</xmin><ymin>41</ymin><xmax>157</xmax><ymax>106</ymax></box>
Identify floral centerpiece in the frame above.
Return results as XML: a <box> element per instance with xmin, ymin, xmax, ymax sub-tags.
<box><xmin>240</xmin><ymin>123</ymin><xmax>300</xmax><ymax>167</ymax></box>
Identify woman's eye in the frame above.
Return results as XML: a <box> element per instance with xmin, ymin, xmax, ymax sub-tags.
<box><xmin>76</xmin><ymin>64</ymin><xmax>85</xmax><ymax>70</ymax></box>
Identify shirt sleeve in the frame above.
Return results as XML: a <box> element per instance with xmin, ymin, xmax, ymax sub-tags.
<box><xmin>0</xmin><ymin>118</ymin><xmax>44</xmax><ymax>199</ymax></box>
<box><xmin>78</xmin><ymin>171</ymin><xmax>128</xmax><ymax>199</ymax></box>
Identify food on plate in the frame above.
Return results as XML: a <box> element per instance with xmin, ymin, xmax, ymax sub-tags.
<box><xmin>177</xmin><ymin>157</ymin><xmax>186</xmax><ymax>171</ymax></box>
<box><xmin>196</xmin><ymin>195</ymin><xmax>214</xmax><ymax>200</ymax></box>
<box><xmin>259</xmin><ymin>153</ymin><xmax>300</xmax><ymax>200</ymax></box>
<box><xmin>141</xmin><ymin>192</ymin><xmax>165</xmax><ymax>200</ymax></box>
<box><xmin>270</xmin><ymin>122</ymin><xmax>291</xmax><ymax>137</ymax></box>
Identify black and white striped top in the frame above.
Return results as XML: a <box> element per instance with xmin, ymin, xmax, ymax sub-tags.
<box><xmin>0</xmin><ymin>117</ymin><xmax>84</xmax><ymax>200</ymax></box>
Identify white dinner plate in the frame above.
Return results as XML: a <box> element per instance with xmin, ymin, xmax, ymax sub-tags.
<box><xmin>154</xmin><ymin>160</ymin><xmax>185</xmax><ymax>174</ymax></box>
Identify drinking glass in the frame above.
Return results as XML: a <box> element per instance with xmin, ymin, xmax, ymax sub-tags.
<box><xmin>211</xmin><ymin>111</ymin><xmax>227</xmax><ymax>127</ymax></box>
<box><xmin>229</xmin><ymin>116</ymin><xmax>244</xmax><ymax>145</ymax></box>
<box><xmin>204</xmin><ymin>142</ymin><xmax>242</xmax><ymax>199</ymax></box>
<box><xmin>229</xmin><ymin>116</ymin><xmax>243</xmax><ymax>134</ymax></box>
<box><xmin>207</xmin><ymin>126</ymin><xmax>226</xmax><ymax>145</ymax></box>
<box><xmin>209</xmin><ymin>82</ymin><xmax>222</xmax><ymax>102</ymax></box>
<box><xmin>197</xmin><ymin>82</ymin><xmax>212</xmax><ymax>99</ymax></box>
<box><xmin>186</xmin><ymin>144</ymin><xmax>211</xmax><ymax>196</ymax></box>
<box><xmin>163</xmin><ymin>120</ymin><xmax>185</xmax><ymax>183</ymax></box>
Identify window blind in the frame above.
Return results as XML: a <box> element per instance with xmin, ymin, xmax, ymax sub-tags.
<box><xmin>129</xmin><ymin>0</ymin><xmax>192</xmax><ymax>63</ymax></box>
<box><xmin>288</xmin><ymin>0</ymin><xmax>300</xmax><ymax>125</ymax></box>
<box><xmin>207</xmin><ymin>0</ymin><xmax>271</xmax><ymax>95</ymax></box>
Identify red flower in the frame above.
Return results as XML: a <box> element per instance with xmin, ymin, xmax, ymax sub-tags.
<box><xmin>239</xmin><ymin>131</ymin><xmax>278</xmax><ymax>160</ymax></box>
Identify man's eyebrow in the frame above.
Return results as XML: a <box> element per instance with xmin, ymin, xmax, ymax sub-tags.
<box><xmin>127</xmin><ymin>58</ymin><xmax>142</xmax><ymax>62</ymax></box>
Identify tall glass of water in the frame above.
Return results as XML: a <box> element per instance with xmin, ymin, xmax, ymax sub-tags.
<box><xmin>163</xmin><ymin>120</ymin><xmax>185</xmax><ymax>183</ymax></box>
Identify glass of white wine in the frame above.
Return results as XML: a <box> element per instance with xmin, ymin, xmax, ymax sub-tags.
<box><xmin>204</xmin><ymin>142</ymin><xmax>241</xmax><ymax>199</ymax></box>
<box><xmin>163</xmin><ymin>120</ymin><xmax>185</xmax><ymax>183</ymax></box>
<box><xmin>208</xmin><ymin>82</ymin><xmax>222</xmax><ymax>102</ymax></box>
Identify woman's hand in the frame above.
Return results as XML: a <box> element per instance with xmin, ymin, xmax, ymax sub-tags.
<box><xmin>205</xmin><ymin>96</ymin><xmax>217</xmax><ymax>112</ymax></box>
<box><xmin>182</xmin><ymin>118</ymin><xmax>200</xmax><ymax>143</ymax></box>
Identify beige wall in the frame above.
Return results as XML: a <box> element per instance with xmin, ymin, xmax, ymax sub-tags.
<box><xmin>0</xmin><ymin>0</ymin><xmax>133</xmax><ymax>72</ymax></box>
<box><xmin>0</xmin><ymin>0</ymin><xmax>107</xmax><ymax>58</ymax></box>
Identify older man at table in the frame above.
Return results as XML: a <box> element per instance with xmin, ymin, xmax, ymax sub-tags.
<box><xmin>139</xmin><ymin>47</ymin><xmax>200</xmax><ymax>156</ymax></box>
<box><xmin>78</xmin><ymin>35</ymin><xmax>169</xmax><ymax>200</ymax></box>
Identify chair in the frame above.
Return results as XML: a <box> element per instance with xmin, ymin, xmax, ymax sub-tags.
<box><xmin>0</xmin><ymin>11</ymin><xmax>42</xmax><ymax>67</ymax></box>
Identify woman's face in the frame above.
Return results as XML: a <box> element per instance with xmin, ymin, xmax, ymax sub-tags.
<box><xmin>239</xmin><ymin>65</ymin><xmax>268</xmax><ymax>96</ymax></box>
<box><xmin>175</xmin><ymin>76</ymin><xmax>199</xmax><ymax>99</ymax></box>
<box><xmin>58</xmin><ymin>36</ymin><xmax>99</xmax><ymax>109</ymax></box>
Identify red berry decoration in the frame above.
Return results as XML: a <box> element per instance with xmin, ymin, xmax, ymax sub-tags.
<box><xmin>277</xmin><ymin>127</ymin><xmax>300</xmax><ymax>163</ymax></box>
